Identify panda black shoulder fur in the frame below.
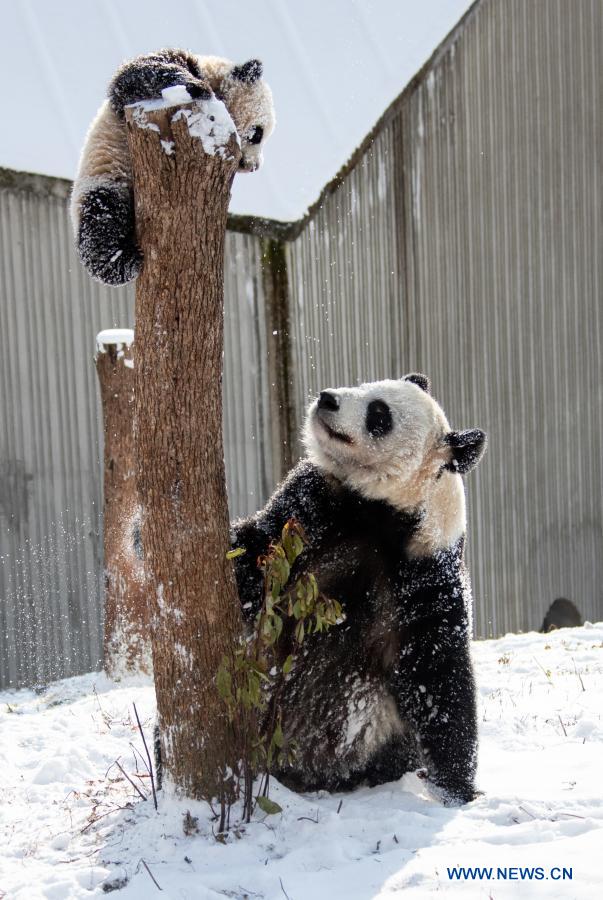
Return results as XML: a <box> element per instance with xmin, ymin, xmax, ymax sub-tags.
<box><xmin>232</xmin><ymin>373</ymin><xmax>487</xmax><ymax>805</ymax></box>
<box><xmin>71</xmin><ymin>49</ymin><xmax>274</xmax><ymax>285</ymax></box>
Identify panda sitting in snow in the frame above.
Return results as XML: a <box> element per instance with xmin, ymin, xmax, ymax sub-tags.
<box><xmin>71</xmin><ymin>48</ymin><xmax>274</xmax><ymax>285</ymax></box>
<box><xmin>232</xmin><ymin>374</ymin><xmax>486</xmax><ymax>805</ymax></box>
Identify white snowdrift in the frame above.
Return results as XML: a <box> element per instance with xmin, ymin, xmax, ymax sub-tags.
<box><xmin>1</xmin><ymin>624</ymin><xmax>602</xmax><ymax>898</ymax></box>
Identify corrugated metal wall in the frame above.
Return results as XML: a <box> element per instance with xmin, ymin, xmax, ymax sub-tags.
<box><xmin>287</xmin><ymin>127</ymin><xmax>405</xmax><ymax>422</ymax></box>
<box><xmin>223</xmin><ymin>233</ymin><xmax>277</xmax><ymax>517</ymax></box>
<box><xmin>0</xmin><ymin>179</ymin><xmax>130</xmax><ymax>688</ymax></box>
<box><xmin>401</xmin><ymin>0</ymin><xmax>603</xmax><ymax>636</ymax></box>
<box><xmin>1</xmin><ymin>0</ymin><xmax>601</xmax><ymax>687</ymax></box>
<box><xmin>0</xmin><ymin>178</ymin><xmax>275</xmax><ymax>688</ymax></box>
<box><xmin>286</xmin><ymin>0</ymin><xmax>602</xmax><ymax>637</ymax></box>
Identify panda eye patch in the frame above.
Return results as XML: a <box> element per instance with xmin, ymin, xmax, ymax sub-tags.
<box><xmin>248</xmin><ymin>125</ymin><xmax>264</xmax><ymax>145</ymax></box>
<box><xmin>366</xmin><ymin>400</ymin><xmax>392</xmax><ymax>438</ymax></box>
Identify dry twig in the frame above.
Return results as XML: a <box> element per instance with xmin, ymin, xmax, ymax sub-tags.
<box><xmin>114</xmin><ymin>760</ymin><xmax>147</xmax><ymax>802</ymax></box>
<box><xmin>140</xmin><ymin>859</ymin><xmax>163</xmax><ymax>891</ymax></box>
<box><xmin>133</xmin><ymin>703</ymin><xmax>158</xmax><ymax>810</ymax></box>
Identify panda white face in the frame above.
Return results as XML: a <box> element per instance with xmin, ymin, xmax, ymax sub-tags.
<box><xmin>305</xmin><ymin>376</ymin><xmax>450</xmax><ymax>483</ymax></box>
<box><xmin>194</xmin><ymin>56</ymin><xmax>275</xmax><ymax>173</ymax></box>
<box><xmin>304</xmin><ymin>374</ymin><xmax>487</xmax><ymax>554</ymax></box>
<box><xmin>222</xmin><ymin>60</ymin><xmax>275</xmax><ymax>173</ymax></box>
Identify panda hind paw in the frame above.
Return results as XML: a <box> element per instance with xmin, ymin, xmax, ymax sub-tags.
<box><xmin>79</xmin><ymin>240</ymin><xmax>142</xmax><ymax>286</ymax></box>
<box><xmin>436</xmin><ymin>781</ymin><xmax>480</xmax><ymax>807</ymax></box>
<box><xmin>77</xmin><ymin>184</ymin><xmax>142</xmax><ymax>286</ymax></box>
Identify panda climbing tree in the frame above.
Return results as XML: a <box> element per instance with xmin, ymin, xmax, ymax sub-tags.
<box><xmin>73</xmin><ymin>49</ymin><xmax>275</xmax><ymax>814</ymax></box>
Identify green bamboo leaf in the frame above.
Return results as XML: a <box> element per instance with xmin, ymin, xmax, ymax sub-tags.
<box><xmin>282</xmin><ymin>654</ymin><xmax>294</xmax><ymax>675</ymax></box>
<box><xmin>226</xmin><ymin>547</ymin><xmax>246</xmax><ymax>560</ymax></box>
<box><xmin>277</xmin><ymin>558</ymin><xmax>290</xmax><ymax>584</ymax></box>
<box><xmin>256</xmin><ymin>796</ymin><xmax>283</xmax><ymax>815</ymax></box>
<box><xmin>273</xmin><ymin>722</ymin><xmax>284</xmax><ymax>748</ymax></box>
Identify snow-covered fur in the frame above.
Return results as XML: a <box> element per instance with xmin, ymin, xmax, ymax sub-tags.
<box><xmin>232</xmin><ymin>374</ymin><xmax>487</xmax><ymax>804</ymax></box>
<box><xmin>71</xmin><ymin>49</ymin><xmax>274</xmax><ymax>285</ymax></box>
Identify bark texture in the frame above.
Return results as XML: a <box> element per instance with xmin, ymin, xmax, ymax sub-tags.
<box><xmin>125</xmin><ymin>100</ymin><xmax>243</xmax><ymax>801</ymax></box>
<box><xmin>96</xmin><ymin>339</ymin><xmax>150</xmax><ymax>677</ymax></box>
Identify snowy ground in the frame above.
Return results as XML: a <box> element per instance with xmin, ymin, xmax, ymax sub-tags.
<box><xmin>1</xmin><ymin>625</ymin><xmax>602</xmax><ymax>900</ymax></box>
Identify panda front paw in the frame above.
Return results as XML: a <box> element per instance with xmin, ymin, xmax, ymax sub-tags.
<box><xmin>109</xmin><ymin>55</ymin><xmax>212</xmax><ymax>118</ymax></box>
<box><xmin>184</xmin><ymin>82</ymin><xmax>212</xmax><ymax>100</ymax></box>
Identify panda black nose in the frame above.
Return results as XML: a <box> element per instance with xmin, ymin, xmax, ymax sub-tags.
<box><xmin>318</xmin><ymin>391</ymin><xmax>339</xmax><ymax>412</ymax></box>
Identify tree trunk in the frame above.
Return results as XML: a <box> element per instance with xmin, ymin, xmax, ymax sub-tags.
<box><xmin>125</xmin><ymin>97</ymin><xmax>244</xmax><ymax>802</ymax></box>
<box><xmin>96</xmin><ymin>329</ymin><xmax>150</xmax><ymax>678</ymax></box>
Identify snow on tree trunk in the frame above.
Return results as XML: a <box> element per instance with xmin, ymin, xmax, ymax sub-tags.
<box><xmin>96</xmin><ymin>329</ymin><xmax>151</xmax><ymax>678</ymax></box>
<box><xmin>125</xmin><ymin>94</ymin><xmax>244</xmax><ymax>803</ymax></box>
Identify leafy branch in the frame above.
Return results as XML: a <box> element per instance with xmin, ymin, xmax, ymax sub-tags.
<box><xmin>218</xmin><ymin>518</ymin><xmax>344</xmax><ymax>822</ymax></box>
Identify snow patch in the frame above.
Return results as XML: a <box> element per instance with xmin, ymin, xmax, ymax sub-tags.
<box><xmin>105</xmin><ymin>614</ymin><xmax>153</xmax><ymax>681</ymax></box>
<box><xmin>96</xmin><ymin>328</ymin><xmax>134</xmax><ymax>353</ymax></box>
<box><xmin>172</xmin><ymin>97</ymin><xmax>239</xmax><ymax>158</ymax></box>
<box><xmin>160</xmin><ymin>85</ymin><xmax>192</xmax><ymax>106</ymax></box>
<box><xmin>156</xmin><ymin>583</ymin><xmax>184</xmax><ymax>623</ymax></box>
<box><xmin>1</xmin><ymin>626</ymin><xmax>602</xmax><ymax>898</ymax></box>
<box><xmin>129</xmin><ymin>93</ymin><xmax>238</xmax><ymax>159</ymax></box>
<box><xmin>129</xmin><ymin>103</ymin><xmax>161</xmax><ymax>133</ymax></box>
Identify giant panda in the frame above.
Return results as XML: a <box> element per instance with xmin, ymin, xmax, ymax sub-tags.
<box><xmin>71</xmin><ymin>49</ymin><xmax>275</xmax><ymax>286</ymax></box>
<box><xmin>232</xmin><ymin>374</ymin><xmax>487</xmax><ymax>805</ymax></box>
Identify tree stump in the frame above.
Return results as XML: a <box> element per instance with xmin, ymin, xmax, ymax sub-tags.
<box><xmin>125</xmin><ymin>94</ymin><xmax>244</xmax><ymax>804</ymax></box>
<box><xmin>96</xmin><ymin>329</ymin><xmax>150</xmax><ymax>678</ymax></box>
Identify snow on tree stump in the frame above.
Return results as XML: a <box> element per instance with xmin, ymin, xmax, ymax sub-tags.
<box><xmin>125</xmin><ymin>90</ymin><xmax>245</xmax><ymax>804</ymax></box>
<box><xmin>95</xmin><ymin>329</ymin><xmax>151</xmax><ymax>678</ymax></box>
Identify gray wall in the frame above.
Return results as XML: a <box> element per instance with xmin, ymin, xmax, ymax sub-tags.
<box><xmin>0</xmin><ymin>176</ymin><xmax>276</xmax><ymax>688</ymax></box>
<box><xmin>399</xmin><ymin>0</ymin><xmax>603</xmax><ymax>635</ymax></box>
<box><xmin>285</xmin><ymin>0</ymin><xmax>603</xmax><ymax>637</ymax></box>
<box><xmin>1</xmin><ymin>0</ymin><xmax>601</xmax><ymax>687</ymax></box>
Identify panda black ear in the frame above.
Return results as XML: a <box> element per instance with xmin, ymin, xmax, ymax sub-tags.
<box><xmin>444</xmin><ymin>429</ymin><xmax>487</xmax><ymax>475</ymax></box>
<box><xmin>231</xmin><ymin>59</ymin><xmax>263</xmax><ymax>83</ymax></box>
<box><xmin>404</xmin><ymin>373</ymin><xmax>431</xmax><ymax>394</ymax></box>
